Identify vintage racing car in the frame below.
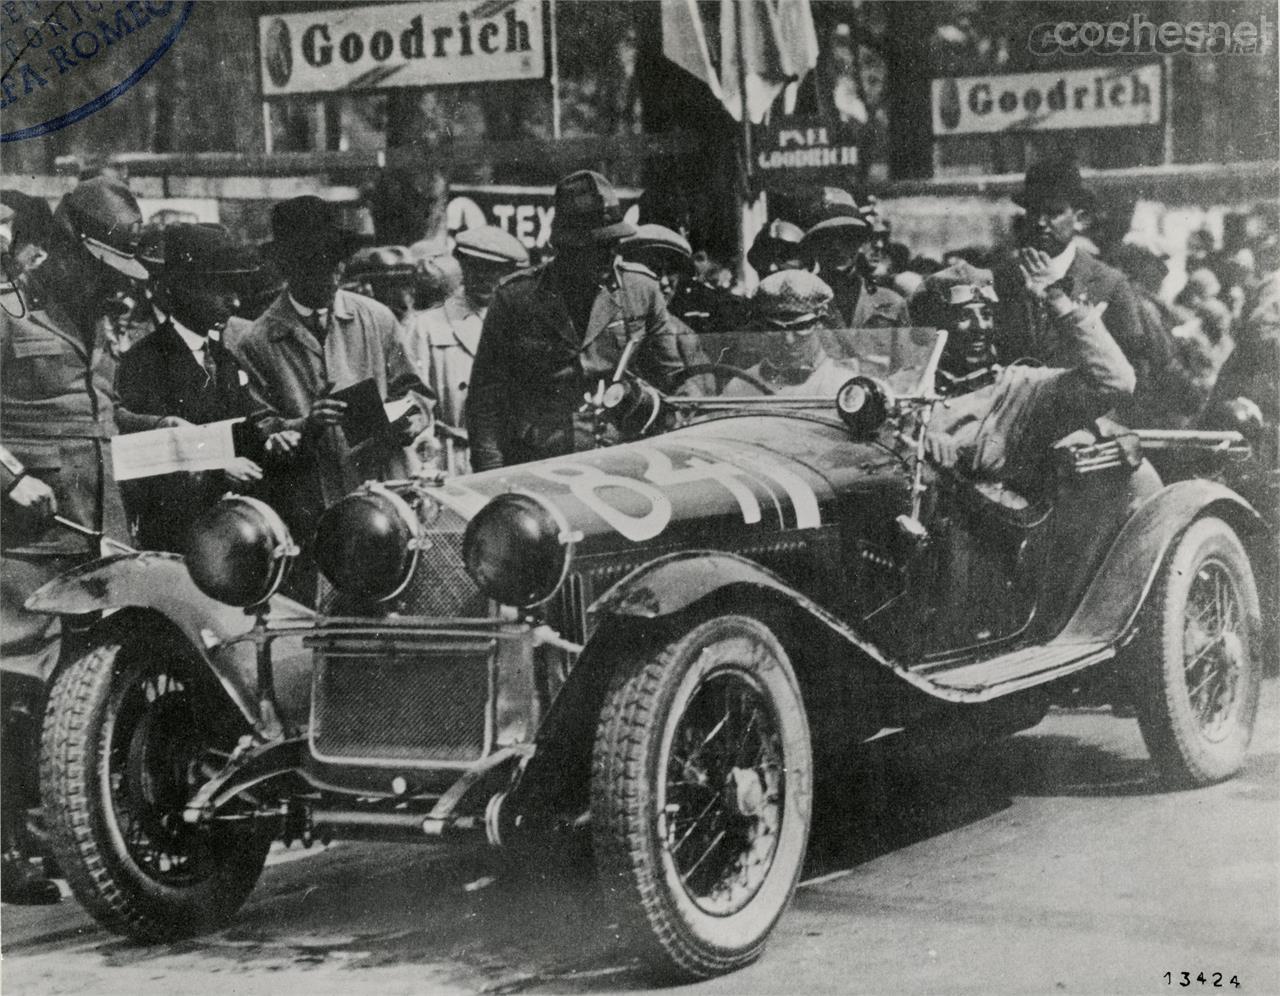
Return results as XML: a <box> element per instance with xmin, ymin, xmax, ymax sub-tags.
<box><xmin>28</xmin><ymin>328</ymin><xmax>1269</xmax><ymax>979</ymax></box>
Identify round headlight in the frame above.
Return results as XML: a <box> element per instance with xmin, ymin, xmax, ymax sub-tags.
<box><xmin>314</xmin><ymin>483</ymin><xmax>422</xmax><ymax>603</ymax></box>
<box><xmin>836</xmin><ymin>376</ymin><xmax>890</xmax><ymax>439</ymax></box>
<box><xmin>186</xmin><ymin>496</ymin><xmax>297</xmax><ymax>607</ymax></box>
<box><xmin>463</xmin><ymin>492</ymin><xmax>573</xmax><ymax>608</ymax></box>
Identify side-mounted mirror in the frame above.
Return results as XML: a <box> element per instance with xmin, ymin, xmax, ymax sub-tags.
<box><xmin>835</xmin><ymin>376</ymin><xmax>891</xmax><ymax>438</ymax></box>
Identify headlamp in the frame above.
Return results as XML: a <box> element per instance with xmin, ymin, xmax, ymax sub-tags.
<box><xmin>462</xmin><ymin>492</ymin><xmax>574</xmax><ymax>608</ymax></box>
<box><xmin>314</xmin><ymin>483</ymin><xmax>423</xmax><ymax>604</ymax></box>
<box><xmin>186</xmin><ymin>496</ymin><xmax>297</xmax><ymax>608</ymax></box>
<box><xmin>836</xmin><ymin>376</ymin><xmax>891</xmax><ymax>439</ymax></box>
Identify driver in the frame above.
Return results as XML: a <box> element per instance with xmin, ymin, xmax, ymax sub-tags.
<box><xmin>921</xmin><ymin>265</ymin><xmax>1135</xmax><ymax>491</ymax></box>
<box><xmin>908</xmin><ymin>260</ymin><xmax>1000</xmax><ymax>392</ymax></box>
<box><xmin>725</xmin><ymin>270</ymin><xmax>860</xmax><ymax>397</ymax></box>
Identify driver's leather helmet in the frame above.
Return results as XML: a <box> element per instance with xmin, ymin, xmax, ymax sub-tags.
<box><xmin>909</xmin><ymin>260</ymin><xmax>999</xmax><ymax>381</ymax></box>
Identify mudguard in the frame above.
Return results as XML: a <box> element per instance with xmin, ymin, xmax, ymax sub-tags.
<box><xmin>590</xmin><ymin>549</ymin><xmax>894</xmax><ymax>667</ymax></box>
<box><xmin>25</xmin><ymin>552</ymin><xmax>315</xmax><ymax>735</ymax></box>
<box><xmin>1057</xmin><ymin>479</ymin><xmax>1262</xmax><ymax>646</ymax></box>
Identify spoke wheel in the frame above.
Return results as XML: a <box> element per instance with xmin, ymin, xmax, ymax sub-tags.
<box><xmin>592</xmin><ymin>615</ymin><xmax>811</xmax><ymax>979</ymax></box>
<box><xmin>41</xmin><ymin>639</ymin><xmax>271</xmax><ymax>941</ymax></box>
<box><xmin>1132</xmin><ymin>517</ymin><xmax>1262</xmax><ymax>787</ymax></box>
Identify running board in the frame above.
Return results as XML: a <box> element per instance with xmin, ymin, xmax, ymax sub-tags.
<box><xmin>921</xmin><ymin>640</ymin><xmax>1115</xmax><ymax>697</ymax></box>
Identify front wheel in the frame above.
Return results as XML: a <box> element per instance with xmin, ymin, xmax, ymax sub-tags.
<box><xmin>41</xmin><ymin>639</ymin><xmax>272</xmax><ymax>940</ymax></box>
<box><xmin>591</xmin><ymin>615</ymin><xmax>812</xmax><ymax>979</ymax></box>
<box><xmin>1132</xmin><ymin>517</ymin><xmax>1263</xmax><ymax>787</ymax></box>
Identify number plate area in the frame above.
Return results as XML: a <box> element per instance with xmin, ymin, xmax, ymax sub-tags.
<box><xmin>309</xmin><ymin>632</ymin><xmax>496</xmax><ymax>767</ymax></box>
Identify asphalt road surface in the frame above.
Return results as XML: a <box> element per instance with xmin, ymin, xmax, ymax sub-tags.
<box><xmin>4</xmin><ymin>679</ymin><xmax>1277</xmax><ymax>996</ymax></box>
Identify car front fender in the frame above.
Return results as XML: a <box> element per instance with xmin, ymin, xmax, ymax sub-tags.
<box><xmin>589</xmin><ymin>549</ymin><xmax>894</xmax><ymax>666</ymax></box>
<box><xmin>1058</xmin><ymin>479</ymin><xmax>1263</xmax><ymax>645</ymax></box>
<box><xmin>26</xmin><ymin>551</ymin><xmax>315</xmax><ymax>735</ymax></box>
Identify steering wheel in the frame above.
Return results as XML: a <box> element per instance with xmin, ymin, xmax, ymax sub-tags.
<box><xmin>666</xmin><ymin>363</ymin><xmax>777</xmax><ymax>396</ymax></box>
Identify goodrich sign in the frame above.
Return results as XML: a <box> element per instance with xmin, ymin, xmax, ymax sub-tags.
<box><xmin>258</xmin><ymin>0</ymin><xmax>544</xmax><ymax>95</ymax></box>
<box><xmin>931</xmin><ymin>63</ymin><xmax>1163</xmax><ymax>135</ymax></box>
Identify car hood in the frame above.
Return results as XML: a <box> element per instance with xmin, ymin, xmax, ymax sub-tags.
<box><xmin>427</xmin><ymin>415</ymin><xmax>901</xmax><ymax>555</ymax></box>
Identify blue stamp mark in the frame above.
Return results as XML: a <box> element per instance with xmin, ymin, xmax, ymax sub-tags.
<box><xmin>1</xmin><ymin>0</ymin><xmax>195</xmax><ymax>143</ymax></box>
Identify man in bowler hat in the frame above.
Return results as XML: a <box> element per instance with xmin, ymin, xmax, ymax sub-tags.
<box><xmin>114</xmin><ymin>224</ymin><xmax>275</xmax><ymax>552</ymax></box>
<box><xmin>992</xmin><ymin>157</ymin><xmax>1154</xmax><ymax>424</ymax></box>
<box><xmin>1</xmin><ymin>177</ymin><xmax>145</xmax><ymax>904</ymax></box>
<box><xmin>467</xmin><ymin>171</ymin><xmax>692</xmax><ymax>470</ymax></box>
<box><xmin>229</xmin><ymin>196</ymin><xmax>432</xmax><ymax>594</ymax></box>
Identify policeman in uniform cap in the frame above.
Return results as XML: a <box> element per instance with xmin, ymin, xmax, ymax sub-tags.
<box><xmin>467</xmin><ymin>171</ymin><xmax>691</xmax><ymax>470</ymax></box>
<box><xmin>114</xmin><ymin>224</ymin><xmax>276</xmax><ymax>552</ymax></box>
<box><xmin>404</xmin><ymin>225</ymin><xmax>529</xmax><ymax>473</ymax></box>
<box><xmin>799</xmin><ymin>187</ymin><xmax>909</xmax><ymax>336</ymax></box>
<box><xmin>1</xmin><ymin>177</ymin><xmax>145</xmax><ymax>904</ymax></box>
<box><xmin>725</xmin><ymin>270</ymin><xmax>859</xmax><ymax>397</ymax></box>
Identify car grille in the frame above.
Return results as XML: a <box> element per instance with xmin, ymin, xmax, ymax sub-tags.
<box><xmin>311</xmin><ymin>498</ymin><xmax>495</xmax><ymax>765</ymax></box>
<box><xmin>310</xmin><ymin>634</ymin><xmax>494</xmax><ymax>765</ymax></box>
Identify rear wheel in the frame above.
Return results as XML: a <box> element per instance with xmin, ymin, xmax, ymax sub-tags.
<box><xmin>1133</xmin><ymin>517</ymin><xmax>1262</xmax><ymax>787</ymax></box>
<box><xmin>41</xmin><ymin>639</ymin><xmax>271</xmax><ymax>940</ymax></box>
<box><xmin>591</xmin><ymin>615</ymin><xmax>812</xmax><ymax>979</ymax></box>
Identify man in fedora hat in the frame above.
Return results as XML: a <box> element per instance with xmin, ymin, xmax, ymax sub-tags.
<box><xmin>404</xmin><ymin>225</ymin><xmax>529</xmax><ymax>473</ymax></box>
<box><xmin>230</xmin><ymin>196</ymin><xmax>432</xmax><ymax>595</ymax></box>
<box><xmin>992</xmin><ymin>157</ymin><xmax>1153</xmax><ymax>423</ymax></box>
<box><xmin>114</xmin><ymin>224</ymin><xmax>274</xmax><ymax>552</ymax></box>
<box><xmin>467</xmin><ymin>171</ymin><xmax>692</xmax><ymax>470</ymax></box>
<box><xmin>1</xmin><ymin>177</ymin><xmax>147</xmax><ymax>904</ymax></box>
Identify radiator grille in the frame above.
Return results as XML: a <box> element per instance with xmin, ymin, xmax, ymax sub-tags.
<box><xmin>311</xmin><ymin>641</ymin><xmax>493</xmax><ymax>764</ymax></box>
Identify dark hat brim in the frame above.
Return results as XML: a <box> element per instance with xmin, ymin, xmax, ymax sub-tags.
<box><xmin>801</xmin><ymin>216</ymin><xmax>872</xmax><ymax>246</ymax></box>
<box><xmin>83</xmin><ymin>235</ymin><xmax>148</xmax><ymax>280</ymax></box>
<box><xmin>1013</xmin><ymin>184</ymin><xmax>1095</xmax><ymax>211</ymax></box>
<box><xmin>551</xmin><ymin>219</ymin><xmax>636</xmax><ymax>249</ymax></box>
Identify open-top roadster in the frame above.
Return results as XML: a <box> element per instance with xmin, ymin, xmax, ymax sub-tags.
<box><xmin>28</xmin><ymin>328</ymin><xmax>1268</xmax><ymax>979</ymax></box>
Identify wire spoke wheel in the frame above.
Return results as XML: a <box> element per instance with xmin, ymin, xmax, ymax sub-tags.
<box><xmin>592</xmin><ymin>615</ymin><xmax>812</xmax><ymax>979</ymax></box>
<box><xmin>662</xmin><ymin>671</ymin><xmax>783</xmax><ymax>916</ymax></box>
<box><xmin>41</xmin><ymin>637</ymin><xmax>272</xmax><ymax>941</ymax></box>
<box><xmin>1133</xmin><ymin>518</ymin><xmax>1262</xmax><ymax>787</ymax></box>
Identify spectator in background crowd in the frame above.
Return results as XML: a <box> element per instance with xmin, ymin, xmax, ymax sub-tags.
<box><xmin>798</xmin><ymin>186</ymin><xmax>909</xmax><ymax>341</ymax></box>
<box><xmin>992</xmin><ymin>158</ymin><xmax>1154</xmax><ymax>425</ymax></box>
<box><xmin>229</xmin><ymin>196</ymin><xmax>432</xmax><ymax>597</ymax></box>
<box><xmin>113</xmin><ymin>224</ymin><xmax>274</xmax><ymax>552</ymax></box>
<box><xmin>747</xmin><ymin>219</ymin><xmax>806</xmax><ymax>278</ymax></box>
<box><xmin>404</xmin><ymin>225</ymin><xmax>528</xmax><ymax>474</ymax></box>
<box><xmin>468</xmin><ymin>171</ymin><xmax>691</xmax><ymax>470</ymax></box>
<box><xmin>621</xmin><ymin>224</ymin><xmax>714</xmax><ymax>392</ymax></box>
<box><xmin>1</xmin><ymin>178</ymin><xmax>146</xmax><ymax>905</ymax></box>
<box><xmin>344</xmin><ymin>245</ymin><xmax>418</xmax><ymax>323</ymax></box>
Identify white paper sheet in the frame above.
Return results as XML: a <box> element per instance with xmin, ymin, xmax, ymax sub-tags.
<box><xmin>111</xmin><ymin>418</ymin><xmax>243</xmax><ymax>481</ymax></box>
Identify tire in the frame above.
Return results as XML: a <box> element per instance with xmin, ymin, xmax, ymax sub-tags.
<box><xmin>40</xmin><ymin>640</ymin><xmax>272</xmax><ymax>940</ymax></box>
<box><xmin>1132</xmin><ymin>517</ymin><xmax>1263</xmax><ymax>787</ymax></box>
<box><xmin>591</xmin><ymin>615</ymin><xmax>812</xmax><ymax>979</ymax></box>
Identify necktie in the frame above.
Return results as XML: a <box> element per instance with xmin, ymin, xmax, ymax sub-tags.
<box><xmin>308</xmin><ymin>309</ymin><xmax>328</xmax><ymax>342</ymax></box>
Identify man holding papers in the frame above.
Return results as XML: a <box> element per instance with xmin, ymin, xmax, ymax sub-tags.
<box><xmin>230</xmin><ymin>197</ymin><xmax>433</xmax><ymax>596</ymax></box>
<box><xmin>114</xmin><ymin>225</ymin><xmax>273</xmax><ymax>553</ymax></box>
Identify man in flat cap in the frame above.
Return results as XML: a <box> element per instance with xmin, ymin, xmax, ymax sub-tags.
<box><xmin>114</xmin><ymin>224</ymin><xmax>274</xmax><ymax>552</ymax></box>
<box><xmin>404</xmin><ymin>225</ymin><xmax>529</xmax><ymax>473</ymax></box>
<box><xmin>992</xmin><ymin>157</ymin><xmax>1152</xmax><ymax>424</ymax></box>
<box><xmin>467</xmin><ymin>171</ymin><xmax>692</xmax><ymax>470</ymax></box>
<box><xmin>725</xmin><ymin>270</ymin><xmax>858</xmax><ymax>397</ymax></box>
<box><xmin>230</xmin><ymin>196</ymin><xmax>432</xmax><ymax>595</ymax></box>
<box><xmin>1</xmin><ymin>177</ymin><xmax>146</xmax><ymax>904</ymax></box>
<box><xmin>798</xmin><ymin>187</ymin><xmax>909</xmax><ymax>348</ymax></box>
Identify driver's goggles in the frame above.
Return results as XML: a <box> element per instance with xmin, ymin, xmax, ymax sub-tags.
<box><xmin>946</xmin><ymin>284</ymin><xmax>999</xmax><ymax>306</ymax></box>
